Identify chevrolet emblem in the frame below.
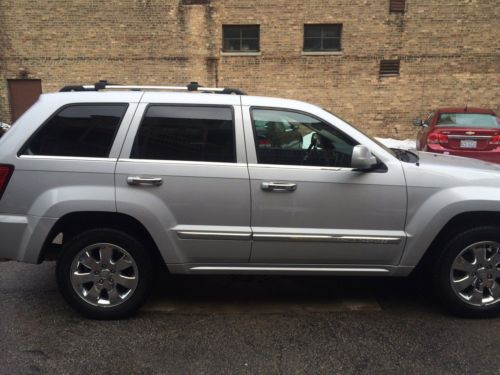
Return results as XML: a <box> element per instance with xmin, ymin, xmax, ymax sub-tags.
<box><xmin>465</xmin><ymin>131</ymin><xmax>475</xmax><ymax>135</ymax></box>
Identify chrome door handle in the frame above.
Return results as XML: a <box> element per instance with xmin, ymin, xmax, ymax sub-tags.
<box><xmin>127</xmin><ymin>176</ymin><xmax>163</xmax><ymax>186</ymax></box>
<box><xmin>261</xmin><ymin>182</ymin><xmax>297</xmax><ymax>192</ymax></box>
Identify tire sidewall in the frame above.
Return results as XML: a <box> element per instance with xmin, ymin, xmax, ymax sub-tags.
<box><xmin>56</xmin><ymin>228</ymin><xmax>154</xmax><ymax>320</ymax></box>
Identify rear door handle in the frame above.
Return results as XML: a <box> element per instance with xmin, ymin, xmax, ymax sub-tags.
<box><xmin>127</xmin><ymin>176</ymin><xmax>163</xmax><ymax>186</ymax></box>
<box><xmin>261</xmin><ymin>182</ymin><xmax>297</xmax><ymax>192</ymax></box>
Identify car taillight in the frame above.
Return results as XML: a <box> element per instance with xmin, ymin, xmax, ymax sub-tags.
<box><xmin>259</xmin><ymin>139</ymin><xmax>271</xmax><ymax>148</ymax></box>
<box><xmin>427</xmin><ymin>132</ymin><xmax>448</xmax><ymax>144</ymax></box>
<box><xmin>489</xmin><ymin>135</ymin><xmax>500</xmax><ymax>145</ymax></box>
<box><xmin>0</xmin><ymin>164</ymin><xmax>14</xmax><ymax>200</ymax></box>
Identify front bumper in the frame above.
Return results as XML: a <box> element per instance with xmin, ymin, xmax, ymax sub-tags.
<box><xmin>0</xmin><ymin>214</ymin><xmax>57</xmax><ymax>263</ymax></box>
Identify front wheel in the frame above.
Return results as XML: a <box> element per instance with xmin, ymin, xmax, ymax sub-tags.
<box><xmin>433</xmin><ymin>227</ymin><xmax>500</xmax><ymax>318</ymax></box>
<box><xmin>56</xmin><ymin>228</ymin><xmax>154</xmax><ymax>319</ymax></box>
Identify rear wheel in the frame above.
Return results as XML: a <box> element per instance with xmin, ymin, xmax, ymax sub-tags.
<box><xmin>433</xmin><ymin>227</ymin><xmax>500</xmax><ymax>318</ymax></box>
<box><xmin>56</xmin><ymin>228</ymin><xmax>154</xmax><ymax>319</ymax></box>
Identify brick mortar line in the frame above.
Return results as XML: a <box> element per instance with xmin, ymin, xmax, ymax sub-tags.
<box><xmin>1</xmin><ymin>54</ymin><xmax>499</xmax><ymax>63</ymax></box>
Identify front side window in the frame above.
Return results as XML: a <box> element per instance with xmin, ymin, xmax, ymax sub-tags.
<box><xmin>252</xmin><ymin>109</ymin><xmax>357</xmax><ymax>168</ymax></box>
<box><xmin>436</xmin><ymin>113</ymin><xmax>499</xmax><ymax>129</ymax></box>
<box><xmin>222</xmin><ymin>25</ymin><xmax>260</xmax><ymax>52</ymax></box>
<box><xmin>131</xmin><ymin>105</ymin><xmax>236</xmax><ymax>163</ymax></box>
<box><xmin>304</xmin><ymin>24</ymin><xmax>342</xmax><ymax>52</ymax></box>
<box><xmin>22</xmin><ymin>104</ymin><xmax>127</xmax><ymax>157</ymax></box>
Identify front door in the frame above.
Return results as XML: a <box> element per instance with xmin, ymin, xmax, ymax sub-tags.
<box><xmin>115</xmin><ymin>98</ymin><xmax>251</xmax><ymax>265</ymax></box>
<box><xmin>243</xmin><ymin>105</ymin><xmax>407</xmax><ymax>266</ymax></box>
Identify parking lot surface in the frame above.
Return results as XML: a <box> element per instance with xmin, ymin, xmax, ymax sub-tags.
<box><xmin>1</xmin><ymin>261</ymin><xmax>499</xmax><ymax>374</ymax></box>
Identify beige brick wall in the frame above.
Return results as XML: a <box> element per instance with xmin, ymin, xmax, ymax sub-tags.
<box><xmin>0</xmin><ymin>0</ymin><xmax>499</xmax><ymax>138</ymax></box>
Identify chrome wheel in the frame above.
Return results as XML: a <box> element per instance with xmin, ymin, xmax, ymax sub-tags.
<box><xmin>450</xmin><ymin>241</ymin><xmax>500</xmax><ymax>307</ymax></box>
<box><xmin>70</xmin><ymin>243</ymin><xmax>139</xmax><ymax>307</ymax></box>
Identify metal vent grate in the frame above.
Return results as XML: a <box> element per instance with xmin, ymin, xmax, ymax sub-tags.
<box><xmin>379</xmin><ymin>60</ymin><xmax>400</xmax><ymax>77</ymax></box>
<box><xmin>182</xmin><ymin>0</ymin><xmax>210</xmax><ymax>4</ymax></box>
<box><xmin>389</xmin><ymin>0</ymin><xmax>405</xmax><ymax>13</ymax></box>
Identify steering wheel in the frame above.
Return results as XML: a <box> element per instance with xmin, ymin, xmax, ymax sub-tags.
<box><xmin>302</xmin><ymin>133</ymin><xmax>337</xmax><ymax>166</ymax></box>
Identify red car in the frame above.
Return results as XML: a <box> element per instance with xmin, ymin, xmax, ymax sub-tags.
<box><xmin>415</xmin><ymin>107</ymin><xmax>500</xmax><ymax>164</ymax></box>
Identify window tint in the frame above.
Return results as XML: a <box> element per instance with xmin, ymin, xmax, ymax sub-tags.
<box><xmin>304</xmin><ymin>24</ymin><xmax>342</xmax><ymax>52</ymax></box>
<box><xmin>131</xmin><ymin>106</ymin><xmax>236</xmax><ymax>163</ymax></box>
<box><xmin>23</xmin><ymin>104</ymin><xmax>127</xmax><ymax>157</ymax></box>
<box><xmin>223</xmin><ymin>25</ymin><xmax>260</xmax><ymax>52</ymax></box>
<box><xmin>252</xmin><ymin>109</ymin><xmax>357</xmax><ymax>168</ymax></box>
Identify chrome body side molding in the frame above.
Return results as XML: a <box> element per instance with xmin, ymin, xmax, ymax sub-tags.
<box><xmin>252</xmin><ymin>234</ymin><xmax>402</xmax><ymax>244</ymax></box>
<box><xmin>176</xmin><ymin>231</ymin><xmax>252</xmax><ymax>241</ymax></box>
<box><xmin>176</xmin><ymin>230</ymin><xmax>402</xmax><ymax>245</ymax></box>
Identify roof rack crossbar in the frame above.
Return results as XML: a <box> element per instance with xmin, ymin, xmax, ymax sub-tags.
<box><xmin>60</xmin><ymin>81</ymin><xmax>246</xmax><ymax>95</ymax></box>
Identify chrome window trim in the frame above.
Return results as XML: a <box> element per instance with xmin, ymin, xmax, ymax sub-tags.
<box><xmin>189</xmin><ymin>266</ymin><xmax>390</xmax><ymax>273</ymax></box>
<box><xmin>19</xmin><ymin>155</ymin><xmax>117</xmax><ymax>162</ymax></box>
<box><xmin>119</xmin><ymin>158</ymin><xmax>248</xmax><ymax>167</ymax></box>
<box><xmin>247</xmin><ymin>163</ymin><xmax>353</xmax><ymax>171</ymax></box>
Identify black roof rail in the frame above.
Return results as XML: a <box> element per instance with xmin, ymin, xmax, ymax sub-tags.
<box><xmin>60</xmin><ymin>81</ymin><xmax>247</xmax><ymax>95</ymax></box>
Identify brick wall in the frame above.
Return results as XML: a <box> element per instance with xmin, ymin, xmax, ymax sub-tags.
<box><xmin>0</xmin><ymin>0</ymin><xmax>498</xmax><ymax>138</ymax></box>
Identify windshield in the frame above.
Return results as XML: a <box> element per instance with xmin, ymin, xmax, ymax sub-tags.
<box><xmin>436</xmin><ymin>113</ymin><xmax>499</xmax><ymax>128</ymax></box>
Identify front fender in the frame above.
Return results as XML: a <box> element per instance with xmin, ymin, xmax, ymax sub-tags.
<box><xmin>401</xmin><ymin>186</ymin><xmax>500</xmax><ymax>266</ymax></box>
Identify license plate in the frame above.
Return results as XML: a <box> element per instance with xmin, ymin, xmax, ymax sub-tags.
<box><xmin>460</xmin><ymin>139</ymin><xmax>477</xmax><ymax>149</ymax></box>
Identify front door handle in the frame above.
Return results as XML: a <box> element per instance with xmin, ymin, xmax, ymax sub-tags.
<box><xmin>127</xmin><ymin>176</ymin><xmax>163</xmax><ymax>186</ymax></box>
<box><xmin>261</xmin><ymin>182</ymin><xmax>297</xmax><ymax>192</ymax></box>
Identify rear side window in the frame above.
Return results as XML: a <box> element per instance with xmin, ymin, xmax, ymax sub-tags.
<box><xmin>131</xmin><ymin>105</ymin><xmax>236</xmax><ymax>163</ymax></box>
<box><xmin>22</xmin><ymin>104</ymin><xmax>127</xmax><ymax>157</ymax></box>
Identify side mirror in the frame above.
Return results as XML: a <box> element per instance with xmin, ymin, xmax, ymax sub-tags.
<box><xmin>351</xmin><ymin>145</ymin><xmax>377</xmax><ymax>171</ymax></box>
<box><xmin>413</xmin><ymin>118</ymin><xmax>423</xmax><ymax>127</ymax></box>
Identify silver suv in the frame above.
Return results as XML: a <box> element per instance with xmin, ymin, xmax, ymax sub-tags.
<box><xmin>1</xmin><ymin>82</ymin><xmax>499</xmax><ymax>319</ymax></box>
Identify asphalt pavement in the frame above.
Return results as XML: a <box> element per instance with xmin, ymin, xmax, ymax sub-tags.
<box><xmin>0</xmin><ymin>261</ymin><xmax>499</xmax><ymax>374</ymax></box>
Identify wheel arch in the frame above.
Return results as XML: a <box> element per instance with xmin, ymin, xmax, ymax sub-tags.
<box><xmin>413</xmin><ymin>211</ymin><xmax>500</xmax><ymax>273</ymax></box>
<box><xmin>39</xmin><ymin>211</ymin><xmax>166</xmax><ymax>269</ymax></box>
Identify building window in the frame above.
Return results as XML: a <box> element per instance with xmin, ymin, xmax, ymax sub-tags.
<box><xmin>389</xmin><ymin>0</ymin><xmax>405</xmax><ymax>13</ymax></box>
<box><xmin>222</xmin><ymin>25</ymin><xmax>260</xmax><ymax>53</ymax></box>
<box><xmin>379</xmin><ymin>60</ymin><xmax>400</xmax><ymax>77</ymax></box>
<box><xmin>304</xmin><ymin>24</ymin><xmax>342</xmax><ymax>52</ymax></box>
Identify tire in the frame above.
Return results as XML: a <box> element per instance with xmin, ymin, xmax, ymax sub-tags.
<box><xmin>56</xmin><ymin>228</ymin><xmax>154</xmax><ymax>319</ymax></box>
<box><xmin>433</xmin><ymin>226</ymin><xmax>500</xmax><ymax>318</ymax></box>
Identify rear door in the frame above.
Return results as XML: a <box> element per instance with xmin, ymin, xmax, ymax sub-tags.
<box><xmin>115</xmin><ymin>93</ymin><xmax>251</xmax><ymax>265</ymax></box>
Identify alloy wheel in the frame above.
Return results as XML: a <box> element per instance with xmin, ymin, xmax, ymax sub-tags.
<box><xmin>70</xmin><ymin>243</ymin><xmax>139</xmax><ymax>307</ymax></box>
<box><xmin>450</xmin><ymin>241</ymin><xmax>500</xmax><ymax>307</ymax></box>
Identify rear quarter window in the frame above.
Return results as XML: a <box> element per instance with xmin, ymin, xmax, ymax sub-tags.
<box><xmin>21</xmin><ymin>104</ymin><xmax>128</xmax><ymax>157</ymax></box>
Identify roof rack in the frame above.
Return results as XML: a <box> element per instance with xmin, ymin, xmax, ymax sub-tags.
<box><xmin>60</xmin><ymin>80</ymin><xmax>246</xmax><ymax>95</ymax></box>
